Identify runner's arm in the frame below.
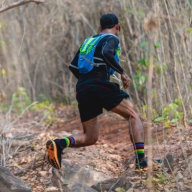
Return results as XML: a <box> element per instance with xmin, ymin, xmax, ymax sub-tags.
<box><xmin>102</xmin><ymin>36</ymin><xmax>124</xmax><ymax>74</ymax></box>
<box><xmin>69</xmin><ymin>50</ymin><xmax>80</xmax><ymax>79</ymax></box>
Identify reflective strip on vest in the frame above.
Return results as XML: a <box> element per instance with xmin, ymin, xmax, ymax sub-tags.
<box><xmin>80</xmin><ymin>36</ymin><xmax>100</xmax><ymax>54</ymax></box>
<box><xmin>81</xmin><ymin>38</ymin><xmax>94</xmax><ymax>53</ymax></box>
<box><xmin>116</xmin><ymin>47</ymin><xmax>120</xmax><ymax>57</ymax></box>
<box><xmin>87</xmin><ymin>36</ymin><xmax>100</xmax><ymax>53</ymax></box>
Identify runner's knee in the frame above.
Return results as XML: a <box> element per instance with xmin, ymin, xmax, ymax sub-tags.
<box><xmin>125</xmin><ymin>103</ymin><xmax>139</xmax><ymax>120</ymax></box>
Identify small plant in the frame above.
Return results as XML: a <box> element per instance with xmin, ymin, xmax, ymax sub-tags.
<box><xmin>115</xmin><ymin>187</ymin><xmax>126</xmax><ymax>192</ymax></box>
<box><xmin>12</xmin><ymin>87</ymin><xmax>31</xmax><ymax>114</ymax></box>
<box><xmin>152</xmin><ymin>173</ymin><xmax>167</xmax><ymax>185</ymax></box>
<box><xmin>153</xmin><ymin>98</ymin><xmax>184</xmax><ymax>125</ymax></box>
<box><xmin>133</xmin><ymin>41</ymin><xmax>149</xmax><ymax>90</ymax></box>
<box><xmin>141</xmin><ymin>104</ymin><xmax>158</xmax><ymax>119</ymax></box>
<box><xmin>31</xmin><ymin>100</ymin><xmax>57</xmax><ymax>124</ymax></box>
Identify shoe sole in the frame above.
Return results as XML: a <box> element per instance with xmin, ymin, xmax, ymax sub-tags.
<box><xmin>135</xmin><ymin>164</ymin><xmax>161</xmax><ymax>172</ymax></box>
<box><xmin>135</xmin><ymin>159</ymin><xmax>162</xmax><ymax>172</ymax></box>
<box><xmin>135</xmin><ymin>167</ymin><xmax>148</xmax><ymax>172</ymax></box>
<box><xmin>46</xmin><ymin>140</ymin><xmax>61</xmax><ymax>169</ymax></box>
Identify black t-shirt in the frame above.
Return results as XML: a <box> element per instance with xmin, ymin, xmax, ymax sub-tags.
<box><xmin>69</xmin><ymin>34</ymin><xmax>124</xmax><ymax>85</ymax></box>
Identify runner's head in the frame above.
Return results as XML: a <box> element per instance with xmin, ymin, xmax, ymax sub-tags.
<box><xmin>100</xmin><ymin>13</ymin><xmax>120</xmax><ymax>36</ymax></box>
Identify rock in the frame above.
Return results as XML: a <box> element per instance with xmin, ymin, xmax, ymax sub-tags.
<box><xmin>51</xmin><ymin>168</ymin><xmax>70</xmax><ymax>191</ymax></box>
<box><xmin>69</xmin><ymin>181</ymin><xmax>98</xmax><ymax>192</ymax></box>
<box><xmin>39</xmin><ymin>171</ymin><xmax>47</xmax><ymax>177</ymax></box>
<box><xmin>51</xmin><ymin>160</ymin><xmax>111</xmax><ymax>191</ymax></box>
<box><xmin>45</xmin><ymin>186</ymin><xmax>59</xmax><ymax>192</ymax></box>
<box><xmin>92</xmin><ymin>176</ymin><xmax>132</xmax><ymax>191</ymax></box>
<box><xmin>0</xmin><ymin>166</ymin><xmax>31</xmax><ymax>192</ymax></box>
<box><xmin>177</xmin><ymin>171</ymin><xmax>183</xmax><ymax>181</ymax></box>
<box><xmin>163</xmin><ymin>153</ymin><xmax>174</xmax><ymax>170</ymax></box>
<box><xmin>61</xmin><ymin>160</ymin><xmax>110</xmax><ymax>186</ymax></box>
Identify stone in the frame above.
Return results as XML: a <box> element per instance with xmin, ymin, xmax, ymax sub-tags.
<box><xmin>177</xmin><ymin>171</ymin><xmax>183</xmax><ymax>181</ymax></box>
<box><xmin>92</xmin><ymin>176</ymin><xmax>132</xmax><ymax>191</ymax></box>
<box><xmin>51</xmin><ymin>168</ymin><xmax>70</xmax><ymax>191</ymax></box>
<box><xmin>69</xmin><ymin>181</ymin><xmax>98</xmax><ymax>192</ymax></box>
<box><xmin>51</xmin><ymin>160</ymin><xmax>111</xmax><ymax>191</ymax></box>
<box><xmin>61</xmin><ymin>160</ymin><xmax>110</xmax><ymax>186</ymax></box>
<box><xmin>39</xmin><ymin>171</ymin><xmax>47</xmax><ymax>177</ymax></box>
<box><xmin>45</xmin><ymin>186</ymin><xmax>59</xmax><ymax>192</ymax></box>
<box><xmin>0</xmin><ymin>166</ymin><xmax>31</xmax><ymax>192</ymax></box>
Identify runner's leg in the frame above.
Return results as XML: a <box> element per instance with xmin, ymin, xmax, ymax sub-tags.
<box><xmin>111</xmin><ymin>99</ymin><xmax>144</xmax><ymax>143</ymax></box>
<box><xmin>111</xmin><ymin>98</ymin><xmax>147</xmax><ymax>170</ymax></box>
<box><xmin>71</xmin><ymin>117</ymin><xmax>99</xmax><ymax>147</ymax></box>
<box><xmin>46</xmin><ymin>117</ymin><xmax>98</xmax><ymax>169</ymax></box>
<box><xmin>54</xmin><ymin>117</ymin><xmax>98</xmax><ymax>149</ymax></box>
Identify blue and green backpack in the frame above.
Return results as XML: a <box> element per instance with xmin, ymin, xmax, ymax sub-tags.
<box><xmin>78</xmin><ymin>34</ymin><xmax>120</xmax><ymax>74</ymax></box>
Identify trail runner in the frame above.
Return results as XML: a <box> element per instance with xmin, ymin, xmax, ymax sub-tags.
<box><xmin>46</xmin><ymin>13</ymin><xmax>147</xmax><ymax>171</ymax></box>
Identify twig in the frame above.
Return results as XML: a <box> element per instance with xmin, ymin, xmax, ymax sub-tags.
<box><xmin>0</xmin><ymin>0</ymin><xmax>44</xmax><ymax>14</ymax></box>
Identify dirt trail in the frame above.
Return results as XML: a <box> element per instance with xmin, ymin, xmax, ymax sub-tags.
<box><xmin>5</xmin><ymin>105</ymin><xmax>192</xmax><ymax>191</ymax></box>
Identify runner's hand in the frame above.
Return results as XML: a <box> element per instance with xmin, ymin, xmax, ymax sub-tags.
<box><xmin>121</xmin><ymin>73</ymin><xmax>131</xmax><ymax>89</ymax></box>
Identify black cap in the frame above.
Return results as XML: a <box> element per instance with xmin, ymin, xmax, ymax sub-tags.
<box><xmin>100</xmin><ymin>13</ymin><xmax>119</xmax><ymax>30</ymax></box>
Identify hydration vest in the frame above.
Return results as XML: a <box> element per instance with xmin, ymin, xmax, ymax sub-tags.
<box><xmin>78</xmin><ymin>34</ymin><xmax>121</xmax><ymax>74</ymax></box>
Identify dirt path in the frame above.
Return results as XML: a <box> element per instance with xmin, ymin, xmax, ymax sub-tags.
<box><xmin>5</xmin><ymin>105</ymin><xmax>192</xmax><ymax>191</ymax></box>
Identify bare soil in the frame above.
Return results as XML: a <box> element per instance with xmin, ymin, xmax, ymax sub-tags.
<box><xmin>5</xmin><ymin>105</ymin><xmax>192</xmax><ymax>191</ymax></box>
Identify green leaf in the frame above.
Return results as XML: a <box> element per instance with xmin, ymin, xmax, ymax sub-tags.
<box><xmin>170</xmin><ymin>118</ymin><xmax>178</xmax><ymax>123</ymax></box>
<box><xmin>133</xmin><ymin>75</ymin><xmax>139</xmax><ymax>80</ymax></box>
<box><xmin>154</xmin><ymin>65</ymin><xmax>161</xmax><ymax>75</ymax></box>
<box><xmin>134</xmin><ymin>83</ymin><xmax>141</xmax><ymax>89</ymax></box>
<box><xmin>137</xmin><ymin>58</ymin><xmax>148</xmax><ymax>67</ymax></box>
<box><xmin>154</xmin><ymin>42</ymin><xmax>161</xmax><ymax>48</ymax></box>
<box><xmin>187</xmin><ymin>28</ymin><xmax>192</xmax><ymax>34</ymax></box>
<box><xmin>169</xmin><ymin>103</ymin><xmax>178</xmax><ymax>111</ymax></box>
<box><xmin>174</xmin><ymin>98</ymin><xmax>183</xmax><ymax>105</ymax></box>
<box><xmin>153</xmin><ymin>116</ymin><xmax>164</xmax><ymax>122</ymax></box>
<box><xmin>141</xmin><ymin>41</ymin><xmax>148</xmax><ymax>48</ymax></box>
<box><xmin>162</xmin><ymin>107</ymin><xmax>169</xmax><ymax>116</ymax></box>
<box><xmin>140</xmin><ymin>75</ymin><xmax>147</xmax><ymax>84</ymax></box>
<box><xmin>188</xmin><ymin>119</ymin><xmax>192</xmax><ymax>123</ymax></box>
<box><xmin>143</xmin><ymin>48</ymin><xmax>148</xmax><ymax>53</ymax></box>
<box><xmin>162</xmin><ymin>63</ymin><xmax>168</xmax><ymax>71</ymax></box>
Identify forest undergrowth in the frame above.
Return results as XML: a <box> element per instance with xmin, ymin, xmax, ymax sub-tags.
<box><xmin>0</xmin><ymin>0</ymin><xmax>192</xmax><ymax>191</ymax></box>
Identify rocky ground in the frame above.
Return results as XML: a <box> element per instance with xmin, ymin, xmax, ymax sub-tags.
<box><xmin>1</xmin><ymin>105</ymin><xmax>192</xmax><ymax>191</ymax></box>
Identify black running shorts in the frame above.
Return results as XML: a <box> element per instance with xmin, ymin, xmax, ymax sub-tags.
<box><xmin>76</xmin><ymin>81</ymin><xmax>129</xmax><ymax>122</ymax></box>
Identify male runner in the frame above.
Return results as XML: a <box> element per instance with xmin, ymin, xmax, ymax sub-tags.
<box><xmin>46</xmin><ymin>13</ymin><xmax>147</xmax><ymax>171</ymax></box>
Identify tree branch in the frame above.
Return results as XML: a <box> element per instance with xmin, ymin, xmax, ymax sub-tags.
<box><xmin>0</xmin><ymin>0</ymin><xmax>44</xmax><ymax>14</ymax></box>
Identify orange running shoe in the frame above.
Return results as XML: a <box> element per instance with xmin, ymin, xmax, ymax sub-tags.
<box><xmin>135</xmin><ymin>158</ymin><xmax>162</xmax><ymax>172</ymax></box>
<box><xmin>46</xmin><ymin>140</ymin><xmax>61</xmax><ymax>169</ymax></box>
<box><xmin>135</xmin><ymin>158</ymin><xmax>148</xmax><ymax>172</ymax></box>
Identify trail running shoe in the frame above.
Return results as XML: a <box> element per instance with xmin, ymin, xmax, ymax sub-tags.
<box><xmin>135</xmin><ymin>158</ymin><xmax>148</xmax><ymax>172</ymax></box>
<box><xmin>135</xmin><ymin>158</ymin><xmax>162</xmax><ymax>172</ymax></box>
<box><xmin>46</xmin><ymin>140</ymin><xmax>61</xmax><ymax>169</ymax></box>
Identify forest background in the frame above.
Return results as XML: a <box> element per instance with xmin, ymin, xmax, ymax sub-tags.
<box><xmin>0</xmin><ymin>0</ymin><xmax>191</xmax><ymax>123</ymax></box>
<box><xmin>0</xmin><ymin>0</ymin><xmax>192</xmax><ymax>191</ymax></box>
